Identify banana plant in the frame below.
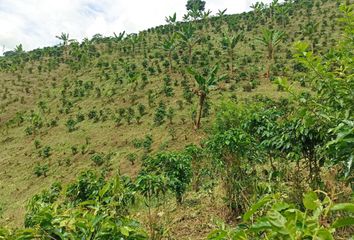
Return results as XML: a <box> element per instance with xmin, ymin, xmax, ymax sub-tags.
<box><xmin>275</xmin><ymin>4</ymin><xmax>290</xmax><ymax>27</ymax></box>
<box><xmin>162</xmin><ymin>33</ymin><xmax>177</xmax><ymax>74</ymax></box>
<box><xmin>14</xmin><ymin>44</ymin><xmax>24</xmax><ymax>54</ymax></box>
<box><xmin>302</xmin><ymin>22</ymin><xmax>319</xmax><ymax>52</ymax></box>
<box><xmin>201</xmin><ymin>9</ymin><xmax>212</xmax><ymax>32</ymax></box>
<box><xmin>55</xmin><ymin>32</ymin><xmax>73</xmax><ymax>60</ymax></box>
<box><xmin>55</xmin><ymin>32</ymin><xmax>70</xmax><ymax>46</ymax></box>
<box><xmin>216</xmin><ymin>9</ymin><xmax>227</xmax><ymax>26</ymax></box>
<box><xmin>188</xmin><ymin>65</ymin><xmax>226</xmax><ymax>129</ymax></box>
<box><xmin>113</xmin><ymin>31</ymin><xmax>125</xmax><ymax>42</ymax></box>
<box><xmin>216</xmin><ymin>8</ymin><xmax>227</xmax><ymax>17</ymax></box>
<box><xmin>177</xmin><ymin>24</ymin><xmax>200</xmax><ymax>65</ymax></box>
<box><xmin>250</xmin><ymin>2</ymin><xmax>266</xmax><ymax>23</ymax></box>
<box><xmin>165</xmin><ymin>12</ymin><xmax>177</xmax><ymax>25</ymax></box>
<box><xmin>221</xmin><ymin>31</ymin><xmax>244</xmax><ymax>77</ymax></box>
<box><xmin>268</xmin><ymin>0</ymin><xmax>280</xmax><ymax>25</ymax></box>
<box><xmin>127</xmin><ymin>33</ymin><xmax>140</xmax><ymax>55</ymax></box>
<box><xmin>256</xmin><ymin>29</ymin><xmax>284</xmax><ymax>80</ymax></box>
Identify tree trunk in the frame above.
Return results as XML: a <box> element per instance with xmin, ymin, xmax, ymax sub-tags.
<box><xmin>230</xmin><ymin>51</ymin><xmax>234</xmax><ymax>77</ymax></box>
<box><xmin>169</xmin><ymin>51</ymin><xmax>172</xmax><ymax>74</ymax></box>
<box><xmin>176</xmin><ymin>192</ymin><xmax>183</xmax><ymax>205</ymax></box>
<box><xmin>267</xmin><ymin>49</ymin><xmax>274</xmax><ymax>81</ymax></box>
<box><xmin>195</xmin><ymin>93</ymin><xmax>205</xmax><ymax>129</ymax></box>
<box><xmin>188</xmin><ymin>45</ymin><xmax>192</xmax><ymax>65</ymax></box>
<box><xmin>267</xmin><ymin>60</ymin><xmax>271</xmax><ymax>80</ymax></box>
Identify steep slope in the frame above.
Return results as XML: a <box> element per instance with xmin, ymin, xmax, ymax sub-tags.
<box><xmin>0</xmin><ymin>0</ymin><xmax>347</xmax><ymax>231</ymax></box>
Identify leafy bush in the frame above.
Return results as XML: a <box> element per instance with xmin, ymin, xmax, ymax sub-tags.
<box><xmin>154</xmin><ymin>101</ymin><xmax>166</xmax><ymax>125</ymax></box>
<box><xmin>90</xmin><ymin>153</ymin><xmax>105</xmax><ymax>166</ymax></box>
<box><xmin>127</xmin><ymin>153</ymin><xmax>138</xmax><ymax>165</ymax></box>
<box><xmin>66</xmin><ymin>118</ymin><xmax>77</xmax><ymax>132</ymax></box>
<box><xmin>141</xmin><ymin>152</ymin><xmax>192</xmax><ymax>204</ymax></box>
<box><xmin>33</xmin><ymin>163</ymin><xmax>49</xmax><ymax>177</ymax></box>
<box><xmin>208</xmin><ymin>191</ymin><xmax>354</xmax><ymax>239</ymax></box>
<box><xmin>17</xmin><ymin>171</ymin><xmax>147</xmax><ymax>239</ymax></box>
<box><xmin>41</xmin><ymin>146</ymin><xmax>52</xmax><ymax>158</ymax></box>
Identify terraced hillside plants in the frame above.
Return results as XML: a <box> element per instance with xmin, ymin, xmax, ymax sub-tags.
<box><xmin>0</xmin><ymin>0</ymin><xmax>353</xmax><ymax>239</ymax></box>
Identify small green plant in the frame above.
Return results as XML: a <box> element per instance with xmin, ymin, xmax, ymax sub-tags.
<box><xmin>154</xmin><ymin>101</ymin><xmax>166</xmax><ymax>126</ymax></box>
<box><xmin>166</xmin><ymin>107</ymin><xmax>175</xmax><ymax>124</ymax></box>
<box><xmin>90</xmin><ymin>153</ymin><xmax>104</xmax><ymax>166</ymax></box>
<box><xmin>41</xmin><ymin>146</ymin><xmax>52</xmax><ymax>158</ymax></box>
<box><xmin>126</xmin><ymin>107</ymin><xmax>135</xmax><ymax>124</ymax></box>
<box><xmin>168</xmin><ymin>127</ymin><xmax>177</xmax><ymax>140</ymax></box>
<box><xmin>71</xmin><ymin>146</ymin><xmax>78</xmax><ymax>155</ymax></box>
<box><xmin>34</xmin><ymin>140</ymin><xmax>41</xmax><ymax>149</ymax></box>
<box><xmin>34</xmin><ymin>164</ymin><xmax>49</xmax><ymax>177</ymax></box>
<box><xmin>138</xmin><ymin>103</ymin><xmax>146</xmax><ymax>116</ymax></box>
<box><xmin>66</xmin><ymin>118</ymin><xmax>77</xmax><ymax>132</ymax></box>
<box><xmin>127</xmin><ymin>153</ymin><xmax>138</xmax><ymax>165</ymax></box>
<box><xmin>141</xmin><ymin>152</ymin><xmax>192</xmax><ymax>204</ymax></box>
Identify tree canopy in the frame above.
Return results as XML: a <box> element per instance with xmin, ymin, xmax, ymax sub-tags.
<box><xmin>186</xmin><ymin>0</ymin><xmax>206</xmax><ymax>11</ymax></box>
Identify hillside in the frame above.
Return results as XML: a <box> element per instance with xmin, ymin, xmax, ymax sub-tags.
<box><xmin>0</xmin><ymin>0</ymin><xmax>353</xmax><ymax>239</ymax></box>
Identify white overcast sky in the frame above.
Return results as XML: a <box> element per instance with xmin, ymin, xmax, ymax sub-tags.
<box><xmin>0</xmin><ymin>0</ymin><xmax>278</xmax><ymax>53</ymax></box>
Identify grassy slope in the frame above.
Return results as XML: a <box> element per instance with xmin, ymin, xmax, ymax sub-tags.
<box><xmin>0</xmin><ymin>0</ymin><xmax>346</xmax><ymax>237</ymax></box>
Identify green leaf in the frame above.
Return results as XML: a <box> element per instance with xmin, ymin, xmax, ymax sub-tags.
<box><xmin>331</xmin><ymin>203</ymin><xmax>354</xmax><ymax>213</ymax></box>
<box><xmin>272</xmin><ymin>202</ymin><xmax>290</xmax><ymax>212</ymax></box>
<box><xmin>99</xmin><ymin>183</ymin><xmax>111</xmax><ymax>198</ymax></box>
<box><xmin>120</xmin><ymin>226</ymin><xmax>132</xmax><ymax>237</ymax></box>
<box><xmin>332</xmin><ymin>217</ymin><xmax>354</xmax><ymax>228</ymax></box>
<box><xmin>207</xmin><ymin>230</ymin><xmax>227</xmax><ymax>240</ymax></box>
<box><xmin>250</xmin><ymin>217</ymin><xmax>272</xmax><ymax>232</ymax></box>
<box><xmin>78</xmin><ymin>200</ymin><xmax>96</xmax><ymax>206</ymax></box>
<box><xmin>268</xmin><ymin>210</ymin><xmax>286</xmax><ymax>228</ymax></box>
<box><xmin>303</xmin><ymin>191</ymin><xmax>319</xmax><ymax>210</ymax></box>
<box><xmin>316</xmin><ymin>229</ymin><xmax>334</xmax><ymax>240</ymax></box>
<box><xmin>243</xmin><ymin>195</ymin><xmax>273</xmax><ymax>222</ymax></box>
<box><xmin>232</xmin><ymin>230</ymin><xmax>248</xmax><ymax>240</ymax></box>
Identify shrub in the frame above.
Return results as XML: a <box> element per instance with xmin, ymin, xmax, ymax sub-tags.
<box><xmin>208</xmin><ymin>192</ymin><xmax>354</xmax><ymax>239</ymax></box>
<box><xmin>66</xmin><ymin>118</ymin><xmax>77</xmax><ymax>132</ymax></box>
<box><xmin>90</xmin><ymin>153</ymin><xmax>105</xmax><ymax>166</ymax></box>
<box><xmin>138</xmin><ymin>103</ymin><xmax>146</xmax><ymax>116</ymax></box>
<box><xmin>154</xmin><ymin>101</ymin><xmax>166</xmax><ymax>125</ymax></box>
<box><xmin>141</xmin><ymin>152</ymin><xmax>192</xmax><ymax>204</ymax></box>
<box><xmin>34</xmin><ymin>164</ymin><xmax>49</xmax><ymax>177</ymax></box>
<box><xmin>127</xmin><ymin>153</ymin><xmax>138</xmax><ymax>165</ymax></box>
<box><xmin>167</xmin><ymin>107</ymin><xmax>175</xmax><ymax>124</ymax></box>
<box><xmin>41</xmin><ymin>146</ymin><xmax>52</xmax><ymax>158</ymax></box>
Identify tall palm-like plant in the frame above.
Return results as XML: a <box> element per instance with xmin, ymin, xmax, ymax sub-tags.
<box><xmin>256</xmin><ymin>29</ymin><xmax>284</xmax><ymax>80</ymax></box>
<box><xmin>201</xmin><ymin>9</ymin><xmax>212</xmax><ymax>32</ymax></box>
<box><xmin>216</xmin><ymin>9</ymin><xmax>227</xmax><ymax>26</ymax></box>
<box><xmin>113</xmin><ymin>31</ymin><xmax>125</xmax><ymax>42</ymax></box>
<box><xmin>221</xmin><ymin>31</ymin><xmax>244</xmax><ymax>77</ymax></box>
<box><xmin>165</xmin><ymin>13</ymin><xmax>177</xmax><ymax>34</ymax></box>
<box><xmin>302</xmin><ymin>22</ymin><xmax>319</xmax><ymax>52</ymax></box>
<box><xmin>217</xmin><ymin>8</ymin><xmax>227</xmax><ymax>17</ymax></box>
<box><xmin>162</xmin><ymin>33</ymin><xmax>176</xmax><ymax>74</ymax></box>
<box><xmin>56</xmin><ymin>32</ymin><xmax>70</xmax><ymax>46</ymax></box>
<box><xmin>275</xmin><ymin>5</ymin><xmax>290</xmax><ymax>27</ymax></box>
<box><xmin>250</xmin><ymin>2</ymin><xmax>266</xmax><ymax>23</ymax></box>
<box><xmin>165</xmin><ymin>12</ymin><xmax>177</xmax><ymax>25</ymax></box>
<box><xmin>177</xmin><ymin>25</ymin><xmax>200</xmax><ymax>65</ymax></box>
<box><xmin>128</xmin><ymin>34</ymin><xmax>140</xmax><ymax>55</ymax></box>
<box><xmin>56</xmin><ymin>33</ymin><xmax>71</xmax><ymax>60</ymax></box>
<box><xmin>188</xmin><ymin>65</ymin><xmax>225</xmax><ymax>129</ymax></box>
<box><xmin>14</xmin><ymin>44</ymin><xmax>24</xmax><ymax>54</ymax></box>
<box><xmin>269</xmin><ymin>0</ymin><xmax>280</xmax><ymax>25</ymax></box>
